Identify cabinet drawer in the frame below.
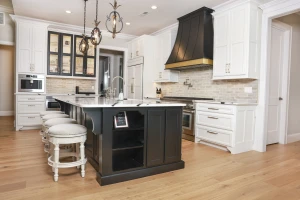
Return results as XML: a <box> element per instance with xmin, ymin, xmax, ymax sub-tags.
<box><xmin>195</xmin><ymin>125</ymin><xmax>232</xmax><ymax>147</ymax></box>
<box><xmin>18</xmin><ymin>102</ymin><xmax>45</xmax><ymax>114</ymax></box>
<box><xmin>196</xmin><ymin>111</ymin><xmax>233</xmax><ymax>131</ymax></box>
<box><xmin>196</xmin><ymin>104</ymin><xmax>234</xmax><ymax>115</ymax></box>
<box><xmin>17</xmin><ymin>95</ymin><xmax>45</xmax><ymax>102</ymax></box>
<box><xmin>18</xmin><ymin>114</ymin><xmax>42</xmax><ymax>126</ymax></box>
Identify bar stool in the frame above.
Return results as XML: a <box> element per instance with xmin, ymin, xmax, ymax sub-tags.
<box><xmin>39</xmin><ymin>111</ymin><xmax>64</xmax><ymax>135</ymax></box>
<box><xmin>43</xmin><ymin>118</ymin><xmax>77</xmax><ymax>153</ymax></box>
<box><xmin>41</xmin><ymin>114</ymin><xmax>69</xmax><ymax>141</ymax></box>
<box><xmin>48</xmin><ymin>124</ymin><xmax>87</xmax><ymax>182</ymax></box>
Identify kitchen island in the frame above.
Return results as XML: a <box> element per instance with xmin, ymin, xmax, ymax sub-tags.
<box><xmin>54</xmin><ymin>96</ymin><xmax>185</xmax><ymax>186</ymax></box>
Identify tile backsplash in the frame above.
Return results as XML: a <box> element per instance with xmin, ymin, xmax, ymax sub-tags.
<box><xmin>160</xmin><ymin>67</ymin><xmax>258</xmax><ymax>103</ymax></box>
<box><xmin>46</xmin><ymin>78</ymin><xmax>96</xmax><ymax>94</ymax></box>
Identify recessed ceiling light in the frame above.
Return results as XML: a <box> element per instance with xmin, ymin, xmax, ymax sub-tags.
<box><xmin>126</xmin><ymin>22</ymin><xmax>131</xmax><ymax>25</ymax></box>
<box><xmin>151</xmin><ymin>5</ymin><xmax>157</xmax><ymax>10</ymax></box>
<box><xmin>66</xmin><ymin>10</ymin><xmax>72</xmax><ymax>14</ymax></box>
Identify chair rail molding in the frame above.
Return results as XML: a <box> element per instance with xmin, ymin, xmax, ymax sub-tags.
<box><xmin>254</xmin><ymin>0</ymin><xmax>300</xmax><ymax>152</ymax></box>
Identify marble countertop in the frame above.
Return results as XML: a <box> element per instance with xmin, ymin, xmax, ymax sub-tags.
<box><xmin>54</xmin><ymin>96</ymin><xmax>186</xmax><ymax>108</ymax></box>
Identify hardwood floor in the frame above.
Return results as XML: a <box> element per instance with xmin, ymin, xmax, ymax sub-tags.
<box><xmin>1</xmin><ymin>116</ymin><xmax>300</xmax><ymax>199</ymax></box>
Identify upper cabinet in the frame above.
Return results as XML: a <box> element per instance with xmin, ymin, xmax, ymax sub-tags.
<box><xmin>128</xmin><ymin>38</ymin><xmax>144</xmax><ymax>59</ymax></box>
<box><xmin>16</xmin><ymin>20</ymin><xmax>48</xmax><ymax>74</ymax></box>
<box><xmin>212</xmin><ymin>0</ymin><xmax>262</xmax><ymax>80</ymax></box>
<box><xmin>48</xmin><ymin>32</ymin><xmax>73</xmax><ymax>76</ymax></box>
<box><xmin>74</xmin><ymin>35</ymin><xmax>96</xmax><ymax>77</ymax></box>
<box><xmin>154</xmin><ymin>30</ymin><xmax>179</xmax><ymax>83</ymax></box>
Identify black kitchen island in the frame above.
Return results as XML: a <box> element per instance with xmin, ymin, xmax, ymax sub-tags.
<box><xmin>55</xmin><ymin>96</ymin><xmax>185</xmax><ymax>186</ymax></box>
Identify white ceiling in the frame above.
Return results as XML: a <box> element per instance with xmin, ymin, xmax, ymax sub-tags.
<box><xmin>11</xmin><ymin>0</ymin><xmax>229</xmax><ymax>36</ymax></box>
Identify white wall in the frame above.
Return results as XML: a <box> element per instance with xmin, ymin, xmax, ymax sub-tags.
<box><xmin>0</xmin><ymin>2</ymin><xmax>15</xmax><ymax>45</ymax></box>
<box><xmin>0</xmin><ymin>45</ymin><xmax>14</xmax><ymax>116</ymax></box>
<box><xmin>277</xmin><ymin>14</ymin><xmax>300</xmax><ymax>135</ymax></box>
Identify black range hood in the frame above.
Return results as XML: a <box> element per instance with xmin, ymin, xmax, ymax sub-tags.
<box><xmin>165</xmin><ymin>7</ymin><xmax>214</xmax><ymax>70</ymax></box>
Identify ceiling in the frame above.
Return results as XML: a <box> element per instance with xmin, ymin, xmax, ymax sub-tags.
<box><xmin>11</xmin><ymin>0</ymin><xmax>229</xmax><ymax>36</ymax></box>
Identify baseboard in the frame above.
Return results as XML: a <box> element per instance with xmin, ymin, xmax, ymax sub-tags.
<box><xmin>0</xmin><ymin>111</ymin><xmax>14</xmax><ymax>116</ymax></box>
<box><xmin>287</xmin><ymin>133</ymin><xmax>300</xmax><ymax>143</ymax></box>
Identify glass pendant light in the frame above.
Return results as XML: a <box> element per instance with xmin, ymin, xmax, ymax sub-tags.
<box><xmin>91</xmin><ymin>0</ymin><xmax>102</xmax><ymax>45</ymax></box>
<box><xmin>106</xmin><ymin>0</ymin><xmax>124</xmax><ymax>39</ymax></box>
<box><xmin>79</xmin><ymin>0</ymin><xmax>89</xmax><ymax>54</ymax></box>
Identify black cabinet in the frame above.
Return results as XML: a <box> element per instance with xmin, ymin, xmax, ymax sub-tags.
<box><xmin>48</xmin><ymin>32</ymin><xmax>73</xmax><ymax>76</ymax></box>
<box><xmin>74</xmin><ymin>35</ymin><xmax>96</xmax><ymax>77</ymax></box>
<box><xmin>147</xmin><ymin>108</ymin><xmax>182</xmax><ymax>167</ymax></box>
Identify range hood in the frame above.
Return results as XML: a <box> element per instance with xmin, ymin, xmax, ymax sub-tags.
<box><xmin>165</xmin><ymin>7</ymin><xmax>214</xmax><ymax>70</ymax></box>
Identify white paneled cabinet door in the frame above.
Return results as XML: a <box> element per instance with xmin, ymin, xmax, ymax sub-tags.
<box><xmin>229</xmin><ymin>5</ymin><xmax>247</xmax><ymax>76</ymax></box>
<box><xmin>32</xmin><ymin>25</ymin><xmax>46</xmax><ymax>74</ymax></box>
<box><xmin>213</xmin><ymin>13</ymin><xmax>229</xmax><ymax>77</ymax></box>
<box><xmin>127</xmin><ymin>66</ymin><xmax>134</xmax><ymax>99</ymax></box>
<box><xmin>134</xmin><ymin>64</ymin><xmax>143</xmax><ymax>100</ymax></box>
<box><xmin>18</xmin><ymin>22</ymin><xmax>32</xmax><ymax>73</ymax></box>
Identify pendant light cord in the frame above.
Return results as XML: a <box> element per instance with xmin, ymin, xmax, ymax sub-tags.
<box><xmin>96</xmin><ymin>0</ymin><xmax>98</xmax><ymax>21</ymax></box>
<box><xmin>84</xmin><ymin>0</ymin><xmax>87</xmax><ymax>35</ymax></box>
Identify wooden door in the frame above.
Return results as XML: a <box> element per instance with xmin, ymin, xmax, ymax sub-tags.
<box><xmin>18</xmin><ymin>22</ymin><xmax>32</xmax><ymax>73</ymax></box>
<box><xmin>213</xmin><ymin>13</ymin><xmax>230</xmax><ymax>78</ymax></box>
<box><xmin>147</xmin><ymin>109</ymin><xmax>165</xmax><ymax>167</ymax></box>
<box><xmin>267</xmin><ymin>24</ymin><xmax>285</xmax><ymax>145</ymax></box>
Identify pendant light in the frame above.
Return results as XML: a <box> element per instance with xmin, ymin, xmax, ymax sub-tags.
<box><xmin>79</xmin><ymin>0</ymin><xmax>89</xmax><ymax>54</ymax></box>
<box><xmin>91</xmin><ymin>0</ymin><xmax>102</xmax><ymax>45</ymax></box>
<box><xmin>106</xmin><ymin>0</ymin><xmax>124</xmax><ymax>39</ymax></box>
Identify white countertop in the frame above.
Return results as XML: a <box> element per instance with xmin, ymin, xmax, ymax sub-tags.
<box><xmin>54</xmin><ymin>96</ymin><xmax>186</xmax><ymax>108</ymax></box>
<box><xmin>15</xmin><ymin>93</ymin><xmax>97</xmax><ymax>97</ymax></box>
<box><xmin>193</xmin><ymin>100</ymin><xmax>257</xmax><ymax>106</ymax></box>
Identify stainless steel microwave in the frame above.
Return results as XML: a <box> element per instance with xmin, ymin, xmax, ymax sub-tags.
<box><xmin>18</xmin><ymin>74</ymin><xmax>45</xmax><ymax>93</ymax></box>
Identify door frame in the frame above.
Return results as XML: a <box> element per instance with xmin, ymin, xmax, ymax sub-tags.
<box><xmin>254</xmin><ymin>0</ymin><xmax>298</xmax><ymax>152</ymax></box>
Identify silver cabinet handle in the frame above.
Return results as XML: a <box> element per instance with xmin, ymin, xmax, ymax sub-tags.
<box><xmin>131</xmin><ymin>83</ymin><xmax>134</xmax><ymax>94</ymax></box>
<box><xmin>208</xmin><ymin>108</ymin><xmax>219</xmax><ymax>110</ymax></box>
<box><xmin>28</xmin><ymin>105</ymin><xmax>35</xmax><ymax>107</ymax></box>
<box><xmin>208</xmin><ymin>116</ymin><xmax>218</xmax><ymax>119</ymax></box>
<box><xmin>28</xmin><ymin>117</ymin><xmax>36</xmax><ymax>119</ymax></box>
<box><xmin>207</xmin><ymin>131</ymin><xmax>218</xmax><ymax>135</ymax></box>
<box><xmin>28</xmin><ymin>98</ymin><xmax>36</xmax><ymax>100</ymax></box>
<box><xmin>136</xmin><ymin>51</ymin><xmax>139</xmax><ymax>56</ymax></box>
<box><xmin>279</xmin><ymin>97</ymin><xmax>283</xmax><ymax>101</ymax></box>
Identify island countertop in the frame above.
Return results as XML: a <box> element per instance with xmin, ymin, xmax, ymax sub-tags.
<box><xmin>54</xmin><ymin>96</ymin><xmax>186</xmax><ymax>108</ymax></box>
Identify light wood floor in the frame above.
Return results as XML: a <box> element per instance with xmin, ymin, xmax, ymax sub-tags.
<box><xmin>1</xmin><ymin>116</ymin><xmax>300</xmax><ymax>200</ymax></box>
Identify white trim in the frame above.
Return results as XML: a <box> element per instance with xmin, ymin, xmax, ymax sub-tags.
<box><xmin>0</xmin><ymin>6</ymin><xmax>14</xmax><ymax>14</ymax></box>
<box><xmin>10</xmin><ymin>15</ymin><xmax>137</xmax><ymax>41</ymax></box>
<box><xmin>213</xmin><ymin>0</ymin><xmax>262</xmax><ymax>13</ymax></box>
<box><xmin>0</xmin><ymin>40</ymin><xmax>14</xmax><ymax>46</ymax></box>
<box><xmin>0</xmin><ymin>111</ymin><xmax>14</xmax><ymax>116</ymax></box>
<box><xmin>151</xmin><ymin>22</ymin><xmax>178</xmax><ymax>36</ymax></box>
<box><xmin>287</xmin><ymin>133</ymin><xmax>300</xmax><ymax>143</ymax></box>
<box><xmin>255</xmin><ymin>0</ymin><xmax>300</xmax><ymax>152</ymax></box>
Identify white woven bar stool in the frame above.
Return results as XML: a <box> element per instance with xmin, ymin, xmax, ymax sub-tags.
<box><xmin>39</xmin><ymin>111</ymin><xmax>64</xmax><ymax>135</ymax></box>
<box><xmin>41</xmin><ymin>114</ymin><xmax>69</xmax><ymax>142</ymax></box>
<box><xmin>48</xmin><ymin>124</ymin><xmax>87</xmax><ymax>182</ymax></box>
<box><xmin>43</xmin><ymin>118</ymin><xmax>77</xmax><ymax>153</ymax></box>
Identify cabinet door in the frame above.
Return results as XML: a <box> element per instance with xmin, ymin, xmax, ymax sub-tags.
<box><xmin>127</xmin><ymin>66</ymin><xmax>134</xmax><ymax>99</ymax></box>
<box><xmin>134</xmin><ymin>64</ymin><xmax>143</xmax><ymax>99</ymax></box>
<box><xmin>128</xmin><ymin>43</ymin><xmax>133</xmax><ymax>59</ymax></box>
<box><xmin>147</xmin><ymin>109</ymin><xmax>165</xmax><ymax>167</ymax></box>
<box><xmin>18</xmin><ymin>22</ymin><xmax>32</xmax><ymax>73</ymax></box>
<box><xmin>61</xmin><ymin>34</ymin><xmax>73</xmax><ymax>75</ymax></box>
<box><xmin>229</xmin><ymin>5</ymin><xmax>247</xmax><ymax>76</ymax></box>
<box><xmin>32</xmin><ymin>25</ymin><xmax>46</xmax><ymax>74</ymax></box>
<box><xmin>132</xmin><ymin>40</ymin><xmax>138</xmax><ymax>58</ymax></box>
<box><xmin>213</xmin><ymin>13</ymin><xmax>230</xmax><ymax>77</ymax></box>
<box><xmin>137</xmin><ymin>39</ymin><xmax>144</xmax><ymax>57</ymax></box>
<box><xmin>165</xmin><ymin>108</ymin><xmax>182</xmax><ymax>164</ymax></box>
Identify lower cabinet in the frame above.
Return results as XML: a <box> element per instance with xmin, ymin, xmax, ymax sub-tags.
<box><xmin>147</xmin><ymin>107</ymin><xmax>182</xmax><ymax>167</ymax></box>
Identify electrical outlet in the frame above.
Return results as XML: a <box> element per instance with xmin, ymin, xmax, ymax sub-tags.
<box><xmin>244</xmin><ymin>87</ymin><xmax>253</xmax><ymax>94</ymax></box>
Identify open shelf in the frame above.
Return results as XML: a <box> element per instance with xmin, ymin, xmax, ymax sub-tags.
<box><xmin>112</xmin><ymin>148</ymin><xmax>144</xmax><ymax>172</ymax></box>
<box><xmin>113</xmin><ymin>130</ymin><xmax>144</xmax><ymax>150</ymax></box>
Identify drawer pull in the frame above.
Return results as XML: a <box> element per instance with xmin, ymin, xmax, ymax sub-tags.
<box><xmin>208</xmin><ymin>108</ymin><xmax>219</xmax><ymax>110</ymax></box>
<box><xmin>28</xmin><ymin>105</ymin><xmax>35</xmax><ymax>107</ymax></box>
<box><xmin>28</xmin><ymin>117</ymin><xmax>36</xmax><ymax>119</ymax></box>
<box><xmin>28</xmin><ymin>98</ymin><xmax>36</xmax><ymax>100</ymax></box>
<box><xmin>208</xmin><ymin>116</ymin><xmax>218</xmax><ymax>119</ymax></box>
<box><xmin>207</xmin><ymin>131</ymin><xmax>218</xmax><ymax>135</ymax></box>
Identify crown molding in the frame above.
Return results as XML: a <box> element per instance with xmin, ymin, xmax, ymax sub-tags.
<box><xmin>10</xmin><ymin>15</ymin><xmax>137</xmax><ymax>41</ymax></box>
<box><xmin>213</xmin><ymin>0</ymin><xmax>263</xmax><ymax>13</ymax></box>
<box><xmin>150</xmin><ymin>22</ymin><xmax>179</xmax><ymax>36</ymax></box>
<box><xmin>0</xmin><ymin>5</ymin><xmax>14</xmax><ymax>13</ymax></box>
<box><xmin>259</xmin><ymin>0</ymin><xmax>285</xmax><ymax>10</ymax></box>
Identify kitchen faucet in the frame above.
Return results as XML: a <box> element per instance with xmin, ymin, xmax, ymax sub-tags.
<box><xmin>110</xmin><ymin>76</ymin><xmax>125</xmax><ymax>100</ymax></box>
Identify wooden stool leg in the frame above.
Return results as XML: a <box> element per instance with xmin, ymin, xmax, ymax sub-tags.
<box><xmin>80</xmin><ymin>142</ymin><xmax>85</xmax><ymax>178</ymax></box>
<box><xmin>54</xmin><ymin>144</ymin><xmax>59</xmax><ymax>182</ymax></box>
<box><xmin>76</xmin><ymin>143</ymin><xmax>80</xmax><ymax>169</ymax></box>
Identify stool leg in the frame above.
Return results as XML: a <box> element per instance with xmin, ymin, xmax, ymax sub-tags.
<box><xmin>76</xmin><ymin>143</ymin><xmax>80</xmax><ymax>169</ymax></box>
<box><xmin>54</xmin><ymin>144</ymin><xmax>59</xmax><ymax>182</ymax></box>
<box><xmin>80</xmin><ymin>142</ymin><xmax>85</xmax><ymax>178</ymax></box>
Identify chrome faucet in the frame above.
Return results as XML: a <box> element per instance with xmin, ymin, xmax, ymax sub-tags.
<box><xmin>110</xmin><ymin>76</ymin><xmax>125</xmax><ymax>99</ymax></box>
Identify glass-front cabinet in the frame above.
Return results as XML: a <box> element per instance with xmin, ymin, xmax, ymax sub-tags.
<box><xmin>48</xmin><ymin>32</ymin><xmax>73</xmax><ymax>76</ymax></box>
<box><xmin>74</xmin><ymin>35</ymin><xmax>96</xmax><ymax>77</ymax></box>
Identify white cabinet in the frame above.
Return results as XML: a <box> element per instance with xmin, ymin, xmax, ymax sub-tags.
<box><xmin>195</xmin><ymin>102</ymin><xmax>256</xmax><ymax>154</ymax></box>
<box><xmin>15</xmin><ymin>94</ymin><xmax>46</xmax><ymax>131</ymax></box>
<box><xmin>128</xmin><ymin>38</ymin><xmax>144</xmax><ymax>59</ymax></box>
<box><xmin>212</xmin><ymin>0</ymin><xmax>262</xmax><ymax>80</ymax></box>
<box><xmin>154</xmin><ymin>31</ymin><xmax>179</xmax><ymax>83</ymax></box>
<box><xmin>127</xmin><ymin>64</ymin><xmax>143</xmax><ymax>100</ymax></box>
<box><xmin>16</xmin><ymin>20</ymin><xmax>48</xmax><ymax>74</ymax></box>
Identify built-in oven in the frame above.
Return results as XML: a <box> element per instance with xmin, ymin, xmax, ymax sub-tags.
<box><xmin>182</xmin><ymin>108</ymin><xmax>195</xmax><ymax>141</ymax></box>
<box><xmin>18</xmin><ymin>74</ymin><xmax>45</xmax><ymax>93</ymax></box>
<box><xmin>46</xmin><ymin>96</ymin><xmax>61</xmax><ymax>111</ymax></box>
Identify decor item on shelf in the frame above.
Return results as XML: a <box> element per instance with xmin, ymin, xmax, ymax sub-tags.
<box><xmin>91</xmin><ymin>0</ymin><xmax>102</xmax><ymax>45</ymax></box>
<box><xmin>79</xmin><ymin>0</ymin><xmax>89</xmax><ymax>54</ymax></box>
<box><xmin>106</xmin><ymin>0</ymin><xmax>124</xmax><ymax>39</ymax></box>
